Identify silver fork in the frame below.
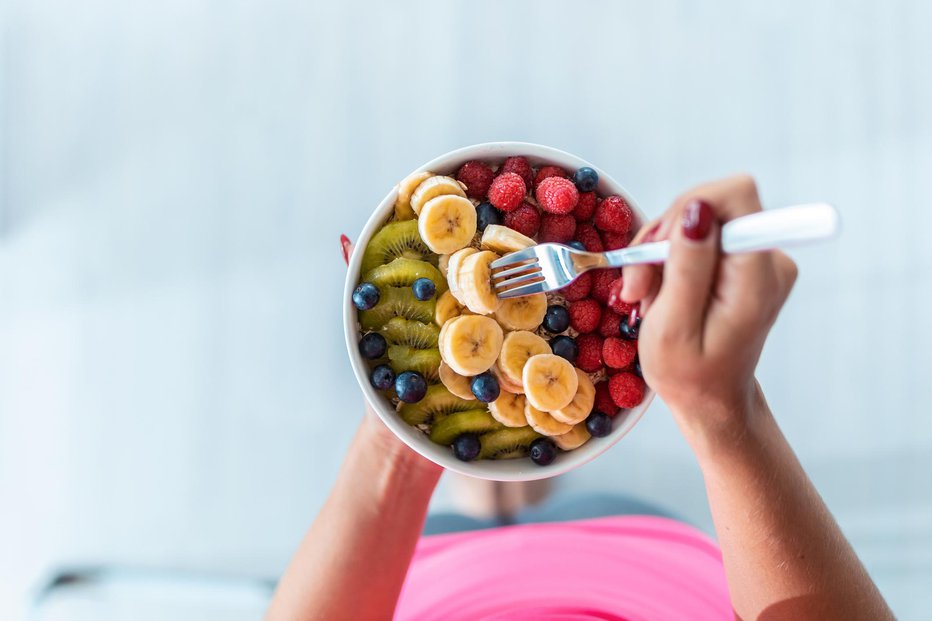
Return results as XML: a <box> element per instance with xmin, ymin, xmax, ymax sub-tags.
<box><xmin>491</xmin><ymin>202</ymin><xmax>840</xmax><ymax>298</ymax></box>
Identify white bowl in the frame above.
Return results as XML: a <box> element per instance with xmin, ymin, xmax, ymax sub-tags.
<box><xmin>343</xmin><ymin>142</ymin><xmax>655</xmax><ymax>481</ymax></box>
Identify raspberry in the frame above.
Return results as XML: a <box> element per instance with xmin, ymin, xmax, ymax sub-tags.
<box><xmin>499</xmin><ymin>156</ymin><xmax>534</xmax><ymax>188</ymax></box>
<box><xmin>574</xmin><ymin>192</ymin><xmax>598</xmax><ymax>221</ymax></box>
<box><xmin>607</xmin><ymin>277</ymin><xmax>635</xmax><ymax>315</ymax></box>
<box><xmin>534</xmin><ymin>165</ymin><xmax>568</xmax><ymax>190</ymax></box>
<box><xmin>488</xmin><ymin>172</ymin><xmax>527</xmax><ymax>212</ymax></box>
<box><xmin>590</xmin><ymin>269</ymin><xmax>620</xmax><ymax>304</ymax></box>
<box><xmin>456</xmin><ymin>160</ymin><xmax>495</xmax><ymax>200</ymax></box>
<box><xmin>609</xmin><ymin>372</ymin><xmax>646</xmax><ymax>408</ymax></box>
<box><xmin>594</xmin><ymin>380</ymin><xmax>619</xmax><ymax>416</ymax></box>
<box><xmin>576</xmin><ymin>334</ymin><xmax>605</xmax><ymax>372</ymax></box>
<box><xmin>599</xmin><ymin>309</ymin><xmax>621</xmax><ymax>337</ymax></box>
<box><xmin>601</xmin><ymin>230</ymin><xmax>629</xmax><ymax>250</ymax></box>
<box><xmin>568</xmin><ymin>298</ymin><xmax>602</xmax><ymax>334</ymax></box>
<box><xmin>538</xmin><ymin>213</ymin><xmax>577</xmax><ymax>243</ymax></box>
<box><xmin>536</xmin><ymin>177</ymin><xmax>579</xmax><ymax>215</ymax></box>
<box><xmin>595</xmin><ymin>195</ymin><xmax>633</xmax><ymax>233</ymax></box>
<box><xmin>573</xmin><ymin>223</ymin><xmax>604</xmax><ymax>253</ymax></box>
<box><xmin>503</xmin><ymin>202</ymin><xmax>540</xmax><ymax>237</ymax></box>
<box><xmin>603</xmin><ymin>337</ymin><xmax>638</xmax><ymax>369</ymax></box>
<box><xmin>561</xmin><ymin>271</ymin><xmax>591</xmax><ymax>302</ymax></box>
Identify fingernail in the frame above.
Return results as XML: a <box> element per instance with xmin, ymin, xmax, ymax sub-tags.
<box><xmin>682</xmin><ymin>199</ymin><xmax>714</xmax><ymax>241</ymax></box>
<box><xmin>629</xmin><ymin>306</ymin><xmax>640</xmax><ymax>326</ymax></box>
<box><xmin>643</xmin><ymin>222</ymin><xmax>661</xmax><ymax>243</ymax></box>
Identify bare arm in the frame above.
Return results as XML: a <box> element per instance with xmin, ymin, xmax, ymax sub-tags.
<box><xmin>622</xmin><ymin>175</ymin><xmax>893</xmax><ymax>620</ymax></box>
<box><xmin>265</xmin><ymin>412</ymin><xmax>442</xmax><ymax>621</ymax></box>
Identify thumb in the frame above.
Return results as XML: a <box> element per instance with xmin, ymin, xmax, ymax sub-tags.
<box><xmin>650</xmin><ymin>199</ymin><xmax>719</xmax><ymax>347</ymax></box>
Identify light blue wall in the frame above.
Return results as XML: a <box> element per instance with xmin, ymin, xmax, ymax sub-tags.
<box><xmin>2</xmin><ymin>1</ymin><xmax>930</xmax><ymax>618</ymax></box>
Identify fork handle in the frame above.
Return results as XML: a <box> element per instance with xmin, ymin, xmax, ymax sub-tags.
<box><xmin>601</xmin><ymin>202</ymin><xmax>840</xmax><ymax>267</ymax></box>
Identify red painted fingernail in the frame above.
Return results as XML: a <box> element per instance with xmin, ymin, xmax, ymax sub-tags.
<box><xmin>629</xmin><ymin>306</ymin><xmax>640</xmax><ymax>327</ymax></box>
<box><xmin>682</xmin><ymin>199</ymin><xmax>714</xmax><ymax>240</ymax></box>
<box><xmin>340</xmin><ymin>234</ymin><xmax>352</xmax><ymax>265</ymax></box>
<box><xmin>643</xmin><ymin>222</ymin><xmax>661</xmax><ymax>243</ymax></box>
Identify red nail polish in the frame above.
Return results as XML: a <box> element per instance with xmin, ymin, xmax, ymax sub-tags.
<box><xmin>340</xmin><ymin>234</ymin><xmax>353</xmax><ymax>265</ymax></box>
<box><xmin>643</xmin><ymin>222</ymin><xmax>661</xmax><ymax>243</ymax></box>
<box><xmin>682</xmin><ymin>199</ymin><xmax>714</xmax><ymax>240</ymax></box>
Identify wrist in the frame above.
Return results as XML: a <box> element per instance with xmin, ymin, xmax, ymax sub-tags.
<box><xmin>670</xmin><ymin>381</ymin><xmax>772</xmax><ymax>460</ymax></box>
<box><xmin>358</xmin><ymin>413</ymin><xmax>443</xmax><ymax>482</ymax></box>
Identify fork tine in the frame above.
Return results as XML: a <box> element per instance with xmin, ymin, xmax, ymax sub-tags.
<box><xmin>491</xmin><ymin>261</ymin><xmax>540</xmax><ymax>282</ymax></box>
<box><xmin>494</xmin><ymin>270</ymin><xmax>546</xmax><ymax>292</ymax></box>
<box><xmin>496</xmin><ymin>280</ymin><xmax>547</xmax><ymax>299</ymax></box>
<box><xmin>491</xmin><ymin>247</ymin><xmax>538</xmax><ymax>269</ymax></box>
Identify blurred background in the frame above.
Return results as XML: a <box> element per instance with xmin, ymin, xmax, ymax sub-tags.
<box><xmin>2</xmin><ymin>0</ymin><xmax>930</xmax><ymax>618</ymax></box>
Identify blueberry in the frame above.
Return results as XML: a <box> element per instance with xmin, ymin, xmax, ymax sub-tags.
<box><xmin>470</xmin><ymin>371</ymin><xmax>501</xmax><ymax>403</ymax></box>
<box><xmin>586</xmin><ymin>411</ymin><xmax>613</xmax><ymax>437</ymax></box>
<box><xmin>550</xmin><ymin>335</ymin><xmax>578</xmax><ymax>364</ymax></box>
<box><xmin>529</xmin><ymin>438</ymin><xmax>557</xmax><ymax>466</ymax></box>
<box><xmin>573</xmin><ymin>167</ymin><xmax>599</xmax><ymax>192</ymax></box>
<box><xmin>395</xmin><ymin>371</ymin><xmax>428</xmax><ymax>403</ymax></box>
<box><xmin>632</xmin><ymin>356</ymin><xmax>642</xmax><ymax>378</ymax></box>
<box><xmin>453</xmin><ymin>433</ymin><xmax>481</xmax><ymax>461</ymax></box>
<box><xmin>412</xmin><ymin>277</ymin><xmax>436</xmax><ymax>301</ymax></box>
<box><xmin>370</xmin><ymin>364</ymin><xmax>395</xmax><ymax>390</ymax></box>
<box><xmin>476</xmin><ymin>202</ymin><xmax>502</xmax><ymax>232</ymax></box>
<box><xmin>567</xmin><ymin>241</ymin><xmax>586</xmax><ymax>251</ymax></box>
<box><xmin>352</xmin><ymin>282</ymin><xmax>380</xmax><ymax>310</ymax></box>
<box><xmin>542</xmin><ymin>305</ymin><xmax>570</xmax><ymax>333</ymax></box>
<box><xmin>619</xmin><ymin>314</ymin><xmax>641</xmax><ymax>340</ymax></box>
<box><xmin>358</xmin><ymin>332</ymin><xmax>387</xmax><ymax>359</ymax></box>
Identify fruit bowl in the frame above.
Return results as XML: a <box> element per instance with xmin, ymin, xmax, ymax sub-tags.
<box><xmin>343</xmin><ymin>142</ymin><xmax>655</xmax><ymax>481</ymax></box>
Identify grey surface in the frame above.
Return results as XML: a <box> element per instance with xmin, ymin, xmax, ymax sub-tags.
<box><xmin>1</xmin><ymin>1</ymin><xmax>931</xmax><ymax>618</ymax></box>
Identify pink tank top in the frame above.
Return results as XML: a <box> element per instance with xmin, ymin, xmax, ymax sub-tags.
<box><xmin>395</xmin><ymin>516</ymin><xmax>732</xmax><ymax>620</ymax></box>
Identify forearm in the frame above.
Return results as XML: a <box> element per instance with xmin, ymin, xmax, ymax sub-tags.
<box><xmin>678</xmin><ymin>386</ymin><xmax>892</xmax><ymax>621</ymax></box>
<box><xmin>266</xmin><ymin>415</ymin><xmax>442</xmax><ymax>621</ymax></box>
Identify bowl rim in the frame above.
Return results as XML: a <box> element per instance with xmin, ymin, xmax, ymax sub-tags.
<box><xmin>343</xmin><ymin>141</ymin><xmax>654</xmax><ymax>481</ymax></box>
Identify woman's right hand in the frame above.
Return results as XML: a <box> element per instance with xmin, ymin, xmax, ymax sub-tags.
<box><xmin>621</xmin><ymin>175</ymin><xmax>798</xmax><ymax>443</ymax></box>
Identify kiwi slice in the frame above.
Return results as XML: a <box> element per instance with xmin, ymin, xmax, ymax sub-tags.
<box><xmin>363</xmin><ymin>258</ymin><xmax>448</xmax><ymax>295</ymax></box>
<box><xmin>358</xmin><ymin>287</ymin><xmax>436</xmax><ymax>330</ymax></box>
<box><xmin>398</xmin><ymin>384</ymin><xmax>477</xmax><ymax>426</ymax></box>
<box><xmin>478</xmin><ymin>426</ymin><xmax>543</xmax><ymax>460</ymax></box>
<box><xmin>381</xmin><ymin>317</ymin><xmax>440</xmax><ymax>349</ymax></box>
<box><xmin>388</xmin><ymin>345</ymin><xmax>441</xmax><ymax>381</ymax></box>
<box><xmin>361</xmin><ymin>220</ymin><xmax>436</xmax><ymax>274</ymax></box>
<box><xmin>430</xmin><ymin>409</ymin><xmax>503</xmax><ymax>445</ymax></box>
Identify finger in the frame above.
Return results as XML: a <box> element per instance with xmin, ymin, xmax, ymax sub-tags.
<box><xmin>621</xmin><ymin>219</ymin><xmax>664</xmax><ymax>303</ymax></box>
<box><xmin>671</xmin><ymin>174</ymin><xmax>776</xmax><ymax>302</ymax></box>
<box><xmin>650</xmin><ymin>198</ymin><xmax>721</xmax><ymax>346</ymax></box>
<box><xmin>773</xmin><ymin>251</ymin><xmax>798</xmax><ymax>302</ymax></box>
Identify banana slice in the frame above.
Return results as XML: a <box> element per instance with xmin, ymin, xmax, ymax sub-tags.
<box><xmin>419</xmin><ymin>195</ymin><xmax>477</xmax><ymax>255</ymax></box>
<box><xmin>438</xmin><ymin>317</ymin><xmax>454</xmax><ymax>362</ymax></box>
<box><xmin>439</xmin><ymin>361</ymin><xmax>476</xmax><ymax>401</ymax></box>
<box><xmin>494</xmin><ymin>293</ymin><xmax>548</xmax><ymax>331</ymax></box>
<box><xmin>446</xmin><ymin>247</ymin><xmax>479</xmax><ymax>304</ymax></box>
<box><xmin>522</xmin><ymin>354</ymin><xmax>578</xmax><ymax>412</ymax></box>
<box><xmin>439</xmin><ymin>315</ymin><xmax>504</xmax><ymax>376</ymax></box>
<box><xmin>410</xmin><ymin>175</ymin><xmax>467</xmax><ymax>216</ymax></box>
<box><xmin>457</xmin><ymin>250</ymin><xmax>502</xmax><ymax>315</ymax></box>
<box><xmin>488</xmin><ymin>392</ymin><xmax>528</xmax><ymax>427</ymax></box>
<box><xmin>394</xmin><ymin>171</ymin><xmax>433</xmax><ymax>220</ymax></box>
<box><xmin>481</xmin><ymin>224</ymin><xmax>536</xmax><ymax>254</ymax></box>
<box><xmin>550</xmin><ymin>368</ymin><xmax>596</xmax><ymax>425</ymax></box>
<box><xmin>553</xmin><ymin>423</ymin><xmax>591</xmax><ymax>450</ymax></box>
<box><xmin>435</xmin><ymin>290</ymin><xmax>467</xmax><ymax>326</ymax></box>
<box><xmin>438</xmin><ymin>254</ymin><xmax>450</xmax><ymax>279</ymax></box>
<box><xmin>525</xmin><ymin>401</ymin><xmax>573</xmax><ymax>436</ymax></box>
<box><xmin>497</xmin><ymin>331</ymin><xmax>550</xmax><ymax>388</ymax></box>
<box><xmin>492</xmin><ymin>362</ymin><xmax>525</xmax><ymax>394</ymax></box>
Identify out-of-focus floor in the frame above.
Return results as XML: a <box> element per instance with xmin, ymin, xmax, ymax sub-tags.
<box><xmin>1</xmin><ymin>1</ymin><xmax>930</xmax><ymax>618</ymax></box>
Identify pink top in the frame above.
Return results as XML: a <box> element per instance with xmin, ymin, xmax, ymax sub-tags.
<box><xmin>395</xmin><ymin>516</ymin><xmax>732</xmax><ymax>620</ymax></box>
